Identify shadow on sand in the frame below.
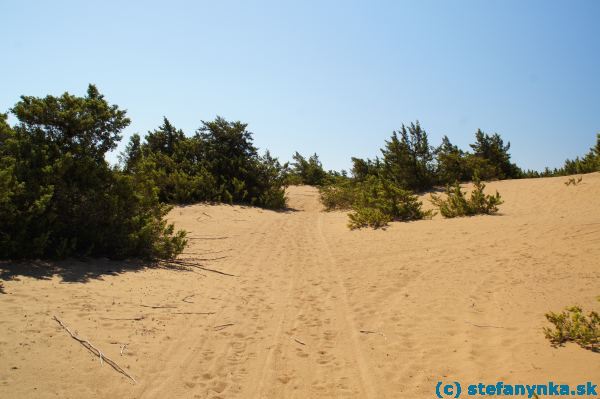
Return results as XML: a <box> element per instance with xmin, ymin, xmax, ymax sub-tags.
<box><xmin>0</xmin><ymin>258</ymin><xmax>168</xmax><ymax>288</ymax></box>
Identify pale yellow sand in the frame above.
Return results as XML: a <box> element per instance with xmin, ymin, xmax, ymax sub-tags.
<box><xmin>1</xmin><ymin>173</ymin><xmax>599</xmax><ymax>398</ymax></box>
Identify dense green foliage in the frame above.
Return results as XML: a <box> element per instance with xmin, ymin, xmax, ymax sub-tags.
<box><xmin>318</xmin><ymin>171</ymin><xmax>433</xmax><ymax>229</ymax></box>
<box><xmin>123</xmin><ymin>117</ymin><xmax>288</xmax><ymax>209</ymax></box>
<box><xmin>318</xmin><ymin>121</ymin><xmax>599</xmax><ymax>229</ymax></box>
<box><xmin>286</xmin><ymin>152</ymin><xmax>328</xmax><ymax>186</ymax></box>
<box><xmin>0</xmin><ymin>86</ymin><xmax>187</xmax><ymax>259</ymax></box>
<box><xmin>435</xmin><ymin>136</ymin><xmax>473</xmax><ymax>184</ymax></box>
<box><xmin>430</xmin><ymin>176</ymin><xmax>503</xmax><ymax>218</ymax></box>
<box><xmin>319</xmin><ymin>178</ymin><xmax>356</xmax><ymax>211</ymax></box>
<box><xmin>349</xmin><ymin>122</ymin><xmax>521</xmax><ymax>193</ymax></box>
<box><xmin>544</xmin><ymin>300</ymin><xmax>599</xmax><ymax>352</ymax></box>
<box><xmin>561</xmin><ymin>134</ymin><xmax>600</xmax><ymax>175</ymax></box>
<box><xmin>318</xmin><ymin>121</ymin><xmax>518</xmax><ymax>228</ymax></box>
<box><xmin>469</xmin><ymin>130</ymin><xmax>521</xmax><ymax>180</ymax></box>
<box><xmin>435</xmin><ymin>133</ymin><xmax>521</xmax><ymax>183</ymax></box>
<box><xmin>3</xmin><ymin>84</ymin><xmax>597</xmax><ymax>248</ymax></box>
<box><xmin>347</xmin><ymin>175</ymin><xmax>434</xmax><ymax>229</ymax></box>
<box><xmin>380</xmin><ymin>122</ymin><xmax>435</xmax><ymax>191</ymax></box>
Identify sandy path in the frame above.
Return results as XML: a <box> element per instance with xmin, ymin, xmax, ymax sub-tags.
<box><xmin>144</xmin><ymin>187</ymin><xmax>379</xmax><ymax>398</ymax></box>
<box><xmin>1</xmin><ymin>174</ymin><xmax>599</xmax><ymax>398</ymax></box>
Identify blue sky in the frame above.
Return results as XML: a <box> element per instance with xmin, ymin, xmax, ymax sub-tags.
<box><xmin>1</xmin><ymin>0</ymin><xmax>599</xmax><ymax>172</ymax></box>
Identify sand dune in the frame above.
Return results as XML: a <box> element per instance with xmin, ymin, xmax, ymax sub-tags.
<box><xmin>1</xmin><ymin>173</ymin><xmax>599</xmax><ymax>398</ymax></box>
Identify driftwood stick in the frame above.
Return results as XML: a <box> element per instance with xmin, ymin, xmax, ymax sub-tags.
<box><xmin>193</xmin><ymin>265</ymin><xmax>236</xmax><ymax>277</ymax></box>
<box><xmin>163</xmin><ymin>260</ymin><xmax>237</xmax><ymax>277</ymax></box>
<box><xmin>52</xmin><ymin>316</ymin><xmax>136</xmax><ymax>383</ymax></box>
<box><xmin>214</xmin><ymin>323</ymin><xmax>234</xmax><ymax>331</ymax></box>
<box><xmin>464</xmin><ymin>321</ymin><xmax>505</xmax><ymax>329</ymax></box>
<box><xmin>101</xmin><ymin>315</ymin><xmax>145</xmax><ymax>321</ymax></box>
<box><xmin>359</xmin><ymin>330</ymin><xmax>387</xmax><ymax>339</ymax></box>
<box><xmin>181</xmin><ymin>249</ymin><xmax>232</xmax><ymax>255</ymax></box>
<box><xmin>186</xmin><ymin>236</ymin><xmax>229</xmax><ymax>240</ymax></box>
<box><xmin>140</xmin><ymin>304</ymin><xmax>177</xmax><ymax>309</ymax></box>
<box><xmin>173</xmin><ymin>312</ymin><xmax>216</xmax><ymax>315</ymax></box>
<box><xmin>179</xmin><ymin>256</ymin><xmax>229</xmax><ymax>262</ymax></box>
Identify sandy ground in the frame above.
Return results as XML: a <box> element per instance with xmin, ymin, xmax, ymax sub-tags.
<box><xmin>1</xmin><ymin>173</ymin><xmax>599</xmax><ymax>398</ymax></box>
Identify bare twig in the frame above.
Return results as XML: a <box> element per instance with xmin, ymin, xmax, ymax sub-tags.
<box><xmin>52</xmin><ymin>316</ymin><xmax>136</xmax><ymax>383</ymax></box>
<box><xmin>173</xmin><ymin>312</ymin><xmax>216</xmax><ymax>315</ymax></box>
<box><xmin>163</xmin><ymin>260</ymin><xmax>237</xmax><ymax>277</ymax></box>
<box><xmin>464</xmin><ymin>321</ymin><xmax>505</xmax><ymax>329</ymax></box>
<box><xmin>359</xmin><ymin>330</ymin><xmax>387</xmax><ymax>339</ymax></box>
<box><xmin>193</xmin><ymin>265</ymin><xmax>236</xmax><ymax>277</ymax></box>
<box><xmin>179</xmin><ymin>256</ymin><xmax>229</xmax><ymax>262</ymax></box>
<box><xmin>101</xmin><ymin>315</ymin><xmax>145</xmax><ymax>321</ymax></box>
<box><xmin>140</xmin><ymin>304</ymin><xmax>177</xmax><ymax>309</ymax></box>
<box><xmin>181</xmin><ymin>249</ymin><xmax>232</xmax><ymax>255</ymax></box>
<box><xmin>293</xmin><ymin>338</ymin><xmax>306</xmax><ymax>346</ymax></box>
<box><xmin>214</xmin><ymin>323</ymin><xmax>234</xmax><ymax>331</ymax></box>
<box><xmin>187</xmin><ymin>236</ymin><xmax>229</xmax><ymax>240</ymax></box>
<box><xmin>181</xmin><ymin>295</ymin><xmax>195</xmax><ymax>303</ymax></box>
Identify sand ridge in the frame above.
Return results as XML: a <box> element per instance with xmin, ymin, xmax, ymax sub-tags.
<box><xmin>1</xmin><ymin>173</ymin><xmax>599</xmax><ymax>398</ymax></box>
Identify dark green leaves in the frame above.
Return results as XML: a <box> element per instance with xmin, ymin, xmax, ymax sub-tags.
<box><xmin>0</xmin><ymin>86</ymin><xmax>186</xmax><ymax>260</ymax></box>
<box><xmin>122</xmin><ymin>116</ymin><xmax>288</xmax><ymax>209</ymax></box>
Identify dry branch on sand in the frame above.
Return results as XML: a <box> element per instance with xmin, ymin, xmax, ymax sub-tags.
<box><xmin>173</xmin><ymin>312</ymin><xmax>216</xmax><ymax>315</ymax></box>
<box><xmin>52</xmin><ymin>316</ymin><xmax>136</xmax><ymax>383</ymax></box>
<box><xmin>179</xmin><ymin>256</ymin><xmax>229</xmax><ymax>262</ymax></box>
<box><xmin>359</xmin><ymin>330</ymin><xmax>387</xmax><ymax>339</ymax></box>
<box><xmin>101</xmin><ymin>315</ymin><xmax>145</xmax><ymax>321</ymax></box>
<box><xmin>181</xmin><ymin>249</ymin><xmax>232</xmax><ymax>255</ymax></box>
<box><xmin>186</xmin><ymin>236</ymin><xmax>229</xmax><ymax>240</ymax></box>
<box><xmin>464</xmin><ymin>321</ymin><xmax>505</xmax><ymax>329</ymax></box>
<box><xmin>140</xmin><ymin>304</ymin><xmax>177</xmax><ymax>309</ymax></box>
<box><xmin>214</xmin><ymin>323</ymin><xmax>234</xmax><ymax>331</ymax></box>
<box><xmin>162</xmin><ymin>259</ymin><xmax>237</xmax><ymax>277</ymax></box>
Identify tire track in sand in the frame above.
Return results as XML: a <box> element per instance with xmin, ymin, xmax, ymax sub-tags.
<box><xmin>253</xmin><ymin>188</ymin><xmax>378</xmax><ymax>398</ymax></box>
<box><xmin>143</xmin><ymin>187</ymin><xmax>378</xmax><ymax>398</ymax></box>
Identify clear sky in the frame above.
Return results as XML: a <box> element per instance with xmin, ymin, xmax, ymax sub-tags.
<box><xmin>1</xmin><ymin>0</ymin><xmax>599</xmax><ymax>172</ymax></box>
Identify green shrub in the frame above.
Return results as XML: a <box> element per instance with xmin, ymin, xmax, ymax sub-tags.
<box><xmin>348</xmin><ymin>176</ymin><xmax>434</xmax><ymax>229</ymax></box>
<box><xmin>348</xmin><ymin>207</ymin><xmax>391</xmax><ymax>229</ymax></box>
<box><xmin>544</xmin><ymin>303</ymin><xmax>599</xmax><ymax>352</ymax></box>
<box><xmin>468</xmin><ymin>129</ymin><xmax>521</xmax><ymax>179</ymax></box>
<box><xmin>123</xmin><ymin>117</ymin><xmax>289</xmax><ymax>209</ymax></box>
<box><xmin>287</xmin><ymin>152</ymin><xmax>328</xmax><ymax>186</ymax></box>
<box><xmin>430</xmin><ymin>176</ymin><xmax>503</xmax><ymax>218</ymax></box>
<box><xmin>0</xmin><ymin>86</ymin><xmax>187</xmax><ymax>260</ymax></box>
<box><xmin>380</xmin><ymin>121</ymin><xmax>435</xmax><ymax>191</ymax></box>
<box><xmin>319</xmin><ymin>180</ymin><xmax>356</xmax><ymax>211</ymax></box>
<box><xmin>561</xmin><ymin>134</ymin><xmax>600</xmax><ymax>175</ymax></box>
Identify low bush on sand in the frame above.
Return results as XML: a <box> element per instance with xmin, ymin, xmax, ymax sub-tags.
<box><xmin>319</xmin><ymin>179</ymin><xmax>356</xmax><ymax>211</ymax></box>
<box><xmin>347</xmin><ymin>176</ymin><xmax>434</xmax><ymax>229</ymax></box>
<box><xmin>430</xmin><ymin>176</ymin><xmax>503</xmax><ymax>218</ymax></box>
<box><xmin>544</xmin><ymin>301</ymin><xmax>599</xmax><ymax>352</ymax></box>
<box><xmin>0</xmin><ymin>86</ymin><xmax>187</xmax><ymax>260</ymax></box>
<box><xmin>564</xmin><ymin>176</ymin><xmax>583</xmax><ymax>186</ymax></box>
<box><xmin>123</xmin><ymin>117</ymin><xmax>289</xmax><ymax>210</ymax></box>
